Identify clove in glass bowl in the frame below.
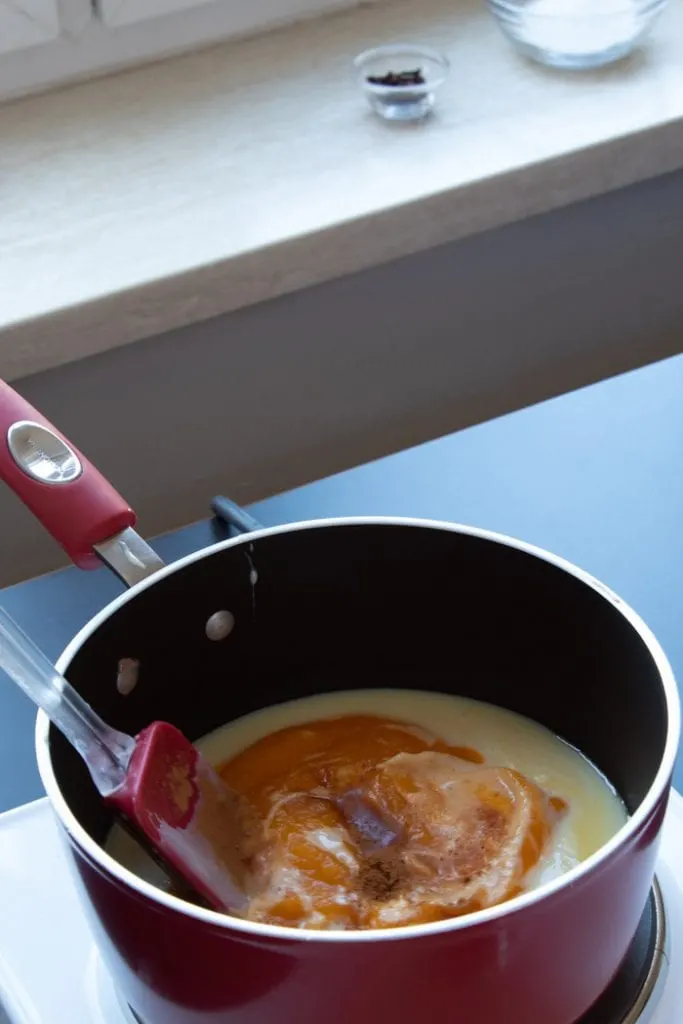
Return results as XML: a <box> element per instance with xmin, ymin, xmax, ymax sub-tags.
<box><xmin>354</xmin><ymin>45</ymin><xmax>450</xmax><ymax>122</ymax></box>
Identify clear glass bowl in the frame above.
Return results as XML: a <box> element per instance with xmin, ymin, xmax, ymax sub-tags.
<box><xmin>487</xmin><ymin>0</ymin><xmax>668</xmax><ymax>69</ymax></box>
<box><xmin>354</xmin><ymin>45</ymin><xmax>450</xmax><ymax>122</ymax></box>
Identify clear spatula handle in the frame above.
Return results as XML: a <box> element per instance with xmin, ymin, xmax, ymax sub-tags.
<box><xmin>0</xmin><ymin>607</ymin><xmax>135</xmax><ymax>795</ymax></box>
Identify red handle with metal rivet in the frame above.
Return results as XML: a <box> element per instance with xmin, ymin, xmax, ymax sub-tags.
<box><xmin>0</xmin><ymin>380</ymin><xmax>136</xmax><ymax>569</ymax></box>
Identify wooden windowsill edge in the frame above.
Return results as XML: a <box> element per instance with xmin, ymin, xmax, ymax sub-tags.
<box><xmin>2</xmin><ymin>0</ymin><xmax>682</xmax><ymax>380</ymax></box>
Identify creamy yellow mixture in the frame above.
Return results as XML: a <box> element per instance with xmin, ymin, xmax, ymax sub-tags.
<box><xmin>107</xmin><ymin>690</ymin><xmax>626</xmax><ymax>925</ymax></box>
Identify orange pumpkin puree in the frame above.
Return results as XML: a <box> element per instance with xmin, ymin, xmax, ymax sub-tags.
<box><xmin>219</xmin><ymin>715</ymin><xmax>567</xmax><ymax>930</ymax></box>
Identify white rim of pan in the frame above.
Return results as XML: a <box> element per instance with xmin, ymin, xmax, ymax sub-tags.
<box><xmin>35</xmin><ymin>516</ymin><xmax>681</xmax><ymax>944</ymax></box>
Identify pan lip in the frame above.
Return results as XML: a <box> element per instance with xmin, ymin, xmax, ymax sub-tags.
<box><xmin>35</xmin><ymin>515</ymin><xmax>681</xmax><ymax>944</ymax></box>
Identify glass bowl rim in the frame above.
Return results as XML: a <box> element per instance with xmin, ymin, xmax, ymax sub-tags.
<box><xmin>487</xmin><ymin>0</ymin><xmax>666</xmax><ymax>17</ymax></box>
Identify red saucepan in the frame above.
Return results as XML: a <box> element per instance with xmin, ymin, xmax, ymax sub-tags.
<box><xmin>0</xmin><ymin>379</ymin><xmax>679</xmax><ymax>1024</ymax></box>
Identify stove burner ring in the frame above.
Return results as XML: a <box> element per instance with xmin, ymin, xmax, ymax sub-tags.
<box><xmin>114</xmin><ymin>881</ymin><xmax>667</xmax><ymax>1024</ymax></box>
<box><xmin>580</xmin><ymin>877</ymin><xmax>668</xmax><ymax>1024</ymax></box>
<box><xmin>626</xmin><ymin>881</ymin><xmax>668</xmax><ymax>1023</ymax></box>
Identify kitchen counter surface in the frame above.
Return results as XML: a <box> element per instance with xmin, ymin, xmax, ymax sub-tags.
<box><xmin>1</xmin><ymin>351</ymin><xmax>682</xmax><ymax>810</ymax></box>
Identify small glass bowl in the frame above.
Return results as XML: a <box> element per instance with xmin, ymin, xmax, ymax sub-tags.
<box><xmin>354</xmin><ymin>45</ymin><xmax>449</xmax><ymax>122</ymax></box>
<box><xmin>487</xmin><ymin>0</ymin><xmax>668</xmax><ymax>69</ymax></box>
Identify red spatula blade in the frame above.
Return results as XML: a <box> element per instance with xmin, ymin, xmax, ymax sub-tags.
<box><xmin>108</xmin><ymin>722</ymin><xmax>248</xmax><ymax>913</ymax></box>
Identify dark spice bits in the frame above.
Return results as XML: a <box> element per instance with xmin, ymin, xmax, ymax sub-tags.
<box><xmin>366</xmin><ymin>68</ymin><xmax>426</xmax><ymax>87</ymax></box>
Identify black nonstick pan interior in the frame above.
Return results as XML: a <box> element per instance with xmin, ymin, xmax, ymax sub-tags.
<box><xmin>49</xmin><ymin>522</ymin><xmax>670</xmax><ymax>848</ymax></box>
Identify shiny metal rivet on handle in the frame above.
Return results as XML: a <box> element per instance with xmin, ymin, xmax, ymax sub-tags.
<box><xmin>7</xmin><ymin>421</ymin><xmax>82</xmax><ymax>484</ymax></box>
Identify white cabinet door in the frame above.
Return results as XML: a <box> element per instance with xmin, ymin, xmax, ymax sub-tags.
<box><xmin>98</xmin><ymin>0</ymin><xmax>217</xmax><ymax>27</ymax></box>
<box><xmin>0</xmin><ymin>0</ymin><xmax>60</xmax><ymax>54</ymax></box>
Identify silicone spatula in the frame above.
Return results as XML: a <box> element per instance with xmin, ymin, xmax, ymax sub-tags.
<box><xmin>0</xmin><ymin>607</ymin><xmax>247</xmax><ymax>914</ymax></box>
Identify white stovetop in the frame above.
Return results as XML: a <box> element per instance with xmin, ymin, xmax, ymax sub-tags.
<box><xmin>1</xmin><ymin>793</ymin><xmax>682</xmax><ymax>1023</ymax></box>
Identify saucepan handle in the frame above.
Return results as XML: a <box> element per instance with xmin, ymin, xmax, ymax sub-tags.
<box><xmin>0</xmin><ymin>380</ymin><xmax>164</xmax><ymax>587</ymax></box>
<box><xmin>211</xmin><ymin>496</ymin><xmax>262</xmax><ymax>535</ymax></box>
